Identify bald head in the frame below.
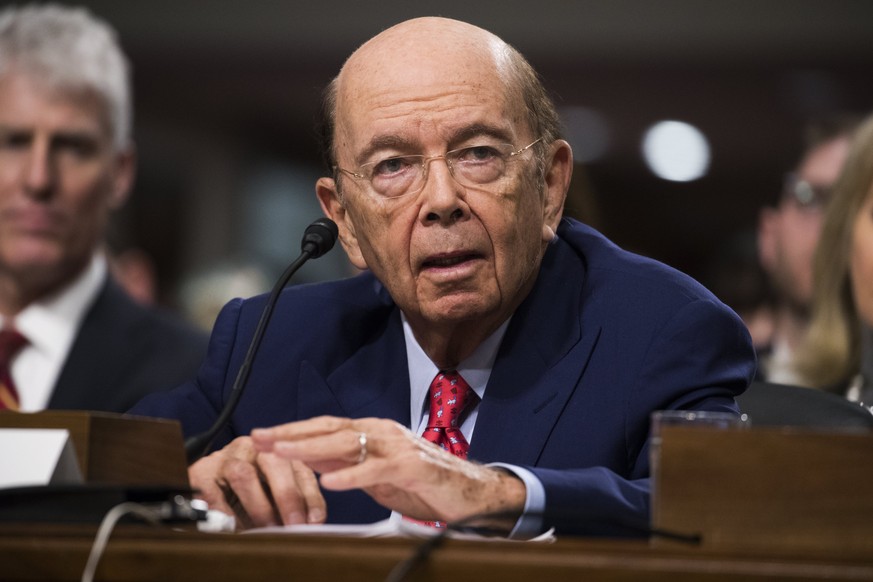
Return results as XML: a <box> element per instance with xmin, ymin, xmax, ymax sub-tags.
<box><xmin>318</xmin><ymin>17</ymin><xmax>560</xmax><ymax>172</ymax></box>
<box><xmin>342</xmin><ymin>17</ymin><xmax>511</xmax><ymax>83</ymax></box>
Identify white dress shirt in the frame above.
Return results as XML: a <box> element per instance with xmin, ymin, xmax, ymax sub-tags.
<box><xmin>0</xmin><ymin>254</ymin><xmax>106</xmax><ymax>411</ymax></box>
<box><xmin>763</xmin><ymin>336</ymin><xmax>802</xmax><ymax>386</ymax></box>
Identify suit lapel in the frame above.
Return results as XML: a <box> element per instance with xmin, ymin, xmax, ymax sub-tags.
<box><xmin>469</xmin><ymin>238</ymin><xmax>600</xmax><ymax>466</ymax></box>
<box><xmin>295</xmin><ymin>235</ymin><xmax>597</xmax><ymax>463</ymax></box>
<box><xmin>49</xmin><ymin>278</ymin><xmax>130</xmax><ymax>409</ymax></box>
<box><xmin>296</xmin><ymin>307</ymin><xmax>411</xmax><ymax>427</ymax></box>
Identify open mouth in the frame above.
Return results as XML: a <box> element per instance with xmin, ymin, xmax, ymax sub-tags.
<box><xmin>421</xmin><ymin>253</ymin><xmax>480</xmax><ymax>269</ymax></box>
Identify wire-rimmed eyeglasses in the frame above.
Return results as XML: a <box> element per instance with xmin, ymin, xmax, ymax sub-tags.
<box><xmin>782</xmin><ymin>172</ymin><xmax>832</xmax><ymax>211</ymax></box>
<box><xmin>334</xmin><ymin>138</ymin><xmax>543</xmax><ymax>199</ymax></box>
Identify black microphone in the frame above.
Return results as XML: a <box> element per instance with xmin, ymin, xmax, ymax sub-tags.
<box><xmin>184</xmin><ymin>217</ymin><xmax>339</xmax><ymax>463</ymax></box>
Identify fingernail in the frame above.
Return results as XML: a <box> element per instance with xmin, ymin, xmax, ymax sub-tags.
<box><xmin>308</xmin><ymin>508</ymin><xmax>325</xmax><ymax>524</ymax></box>
<box><xmin>287</xmin><ymin>511</ymin><xmax>305</xmax><ymax>525</ymax></box>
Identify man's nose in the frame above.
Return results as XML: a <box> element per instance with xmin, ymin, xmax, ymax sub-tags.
<box><xmin>419</xmin><ymin>157</ymin><xmax>469</xmax><ymax>225</ymax></box>
<box><xmin>24</xmin><ymin>140</ymin><xmax>55</xmax><ymax>197</ymax></box>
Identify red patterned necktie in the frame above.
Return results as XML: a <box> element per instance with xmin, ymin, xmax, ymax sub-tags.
<box><xmin>422</xmin><ymin>370</ymin><xmax>478</xmax><ymax>458</ymax></box>
<box><xmin>0</xmin><ymin>328</ymin><xmax>28</xmax><ymax>411</ymax></box>
<box><xmin>415</xmin><ymin>370</ymin><xmax>478</xmax><ymax>529</ymax></box>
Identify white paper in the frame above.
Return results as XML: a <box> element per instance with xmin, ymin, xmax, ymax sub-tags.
<box><xmin>246</xmin><ymin>517</ymin><xmax>555</xmax><ymax>542</ymax></box>
<box><xmin>0</xmin><ymin>428</ymin><xmax>83</xmax><ymax>489</ymax></box>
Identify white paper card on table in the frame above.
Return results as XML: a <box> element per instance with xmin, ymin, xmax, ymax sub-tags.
<box><xmin>0</xmin><ymin>428</ymin><xmax>83</xmax><ymax>489</ymax></box>
<box><xmin>246</xmin><ymin>517</ymin><xmax>556</xmax><ymax>542</ymax></box>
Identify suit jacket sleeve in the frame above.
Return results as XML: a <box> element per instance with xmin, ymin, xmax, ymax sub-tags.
<box><xmin>128</xmin><ymin>297</ymin><xmax>245</xmax><ymax>444</ymax></box>
<box><xmin>526</xmin><ymin>297</ymin><xmax>752</xmax><ymax>537</ymax></box>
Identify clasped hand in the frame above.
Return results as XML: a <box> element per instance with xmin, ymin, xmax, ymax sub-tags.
<box><xmin>188</xmin><ymin>415</ymin><xmax>525</xmax><ymax>531</ymax></box>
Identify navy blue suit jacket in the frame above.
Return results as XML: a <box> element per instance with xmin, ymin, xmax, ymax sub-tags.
<box><xmin>49</xmin><ymin>277</ymin><xmax>208</xmax><ymax>413</ymax></box>
<box><xmin>131</xmin><ymin>219</ymin><xmax>755</xmax><ymax>535</ymax></box>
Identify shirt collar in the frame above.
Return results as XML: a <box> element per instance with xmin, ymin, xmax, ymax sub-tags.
<box><xmin>2</xmin><ymin>253</ymin><xmax>107</xmax><ymax>360</ymax></box>
<box><xmin>403</xmin><ymin>311</ymin><xmax>511</xmax><ymax>424</ymax></box>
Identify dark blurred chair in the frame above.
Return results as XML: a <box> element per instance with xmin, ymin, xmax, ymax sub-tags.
<box><xmin>737</xmin><ymin>381</ymin><xmax>873</xmax><ymax>429</ymax></box>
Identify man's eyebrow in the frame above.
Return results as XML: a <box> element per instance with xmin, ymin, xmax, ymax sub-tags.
<box><xmin>448</xmin><ymin>124</ymin><xmax>515</xmax><ymax>146</ymax></box>
<box><xmin>52</xmin><ymin>129</ymin><xmax>101</xmax><ymax>142</ymax></box>
<box><xmin>352</xmin><ymin>124</ymin><xmax>516</xmax><ymax>166</ymax></box>
<box><xmin>355</xmin><ymin>136</ymin><xmax>417</xmax><ymax>166</ymax></box>
<box><xmin>0</xmin><ymin>125</ymin><xmax>100</xmax><ymax>140</ymax></box>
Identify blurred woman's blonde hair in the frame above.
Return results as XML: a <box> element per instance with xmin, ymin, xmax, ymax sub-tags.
<box><xmin>794</xmin><ymin>114</ymin><xmax>873</xmax><ymax>390</ymax></box>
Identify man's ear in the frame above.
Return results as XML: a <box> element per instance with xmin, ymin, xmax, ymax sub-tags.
<box><xmin>541</xmin><ymin>139</ymin><xmax>572</xmax><ymax>242</ymax></box>
<box><xmin>109</xmin><ymin>145</ymin><xmax>136</xmax><ymax>210</ymax></box>
<box><xmin>316</xmin><ymin>177</ymin><xmax>367</xmax><ymax>269</ymax></box>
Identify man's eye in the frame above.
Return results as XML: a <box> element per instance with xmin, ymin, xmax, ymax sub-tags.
<box><xmin>372</xmin><ymin>156</ymin><xmax>414</xmax><ymax>177</ymax></box>
<box><xmin>456</xmin><ymin>146</ymin><xmax>500</xmax><ymax>163</ymax></box>
<box><xmin>0</xmin><ymin>133</ymin><xmax>31</xmax><ymax>150</ymax></box>
<box><xmin>56</xmin><ymin>136</ymin><xmax>99</xmax><ymax>158</ymax></box>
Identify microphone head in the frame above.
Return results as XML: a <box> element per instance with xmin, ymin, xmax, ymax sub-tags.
<box><xmin>301</xmin><ymin>217</ymin><xmax>339</xmax><ymax>258</ymax></box>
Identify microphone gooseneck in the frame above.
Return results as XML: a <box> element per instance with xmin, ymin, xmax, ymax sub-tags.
<box><xmin>184</xmin><ymin>217</ymin><xmax>339</xmax><ymax>463</ymax></box>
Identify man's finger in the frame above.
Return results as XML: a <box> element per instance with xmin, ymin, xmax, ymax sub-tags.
<box><xmin>270</xmin><ymin>428</ymin><xmax>369</xmax><ymax>468</ymax></box>
<box><xmin>189</xmin><ymin>456</ymin><xmax>235</xmax><ymax>517</ymax></box>
<box><xmin>257</xmin><ymin>452</ymin><xmax>310</xmax><ymax>525</ymax></box>
<box><xmin>221</xmin><ymin>457</ymin><xmax>280</xmax><ymax>528</ymax></box>
<box><xmin>292</xmin><ymin>460</ymin><xmax>327</xmax><ymax>524</ymax></box>
<box><xmin>251</xmin><ymin>415</ymin><xmax>353</xmax><ymax>451</ymax></box>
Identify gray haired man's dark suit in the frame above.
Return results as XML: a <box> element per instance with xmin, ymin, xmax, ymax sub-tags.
<box><xmin>47</xmin><ymin>277</ymin><xmax>207</xmax><ymax>413</ymax></box>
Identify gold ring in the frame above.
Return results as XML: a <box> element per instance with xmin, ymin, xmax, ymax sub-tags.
<box><xmin>356</xmin><ymin>432</ymin><xmax>368</xmax><ymax>464</ymax></box>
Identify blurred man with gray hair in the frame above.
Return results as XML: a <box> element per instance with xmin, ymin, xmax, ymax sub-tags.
<box><xmin>0</xmin><ymin>4</ymin><xmax>206</xmax><ymax>412</ymax></box>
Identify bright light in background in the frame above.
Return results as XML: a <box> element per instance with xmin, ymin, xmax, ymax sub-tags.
<box><xmin>642</xmin><ymin>120</ymin><xmax>711</xmax><ymax>182</ymax></box>
<box><xmin>560</xmin><ymin>106</ymin><xmax>611</xmax><ymax>163</ymax></box>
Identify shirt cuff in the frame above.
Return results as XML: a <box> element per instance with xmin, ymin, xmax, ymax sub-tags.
<box><xmin>489</xmin><ymin>462</ymin><xmax>545</xmax><ymax>539</ymax></box>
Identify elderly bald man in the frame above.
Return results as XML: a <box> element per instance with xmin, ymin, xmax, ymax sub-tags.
<box><xmin>132</xmin><ymin>17</ymin><xmax>754</xmax><ymax>537</ymax></box>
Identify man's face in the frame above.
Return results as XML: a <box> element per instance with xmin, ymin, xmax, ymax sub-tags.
<box><xmin>317</xmin><ymin>27</ymin><xmax>567</xmax><ymax>333</ymax></box>
<box><xmin>0</xmin><ymin>74</ymin><xmax>132</xmax><ymax>300</ymax></box>
<box><xmin>759</xmin><ymin>136</ymin><xmax>851</xmax><ymax>312</ymax></box>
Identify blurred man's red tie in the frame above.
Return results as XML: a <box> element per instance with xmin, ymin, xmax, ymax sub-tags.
<box><xmin>0</xmin><ymin>328</ymin><xmax>27</xmax><ymax>411</ymax></box>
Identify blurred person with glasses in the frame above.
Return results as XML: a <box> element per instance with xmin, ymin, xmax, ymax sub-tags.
<box><xmin>133</xmin><ymin>17</ymin><xmax>754</xmax><ymax>538</ymax></box>
<box><xmin>756</xmin><ymin>114</ymin><xmax>861</xmax><ymax>383</ymax></box>
<box><xmin>793</xmin><ymin>113</ymin><xmax>873</xmax><ymax>406</ymax></box>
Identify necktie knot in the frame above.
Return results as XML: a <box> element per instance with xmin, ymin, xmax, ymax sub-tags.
<box><xmin>423</xmin><ymin>370</ymin><xmax>477</xmax><ymax>457</ymax></box>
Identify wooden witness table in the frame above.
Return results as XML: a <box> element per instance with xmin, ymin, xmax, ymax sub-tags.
<box><xmin>4</xmin><ymin>414</ymin><xmax>873</xmax><ymax>580</ymax></box>
<box><xmin>2</xmin><ymin>522</ymin><xmax>872</xmax><ymax>581</ymax></box>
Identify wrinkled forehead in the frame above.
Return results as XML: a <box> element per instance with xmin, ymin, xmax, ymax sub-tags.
<box><xmin>333</xmin><ymin>18</ymin><xmax>521</xmax><ymax>137</ymax></box>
